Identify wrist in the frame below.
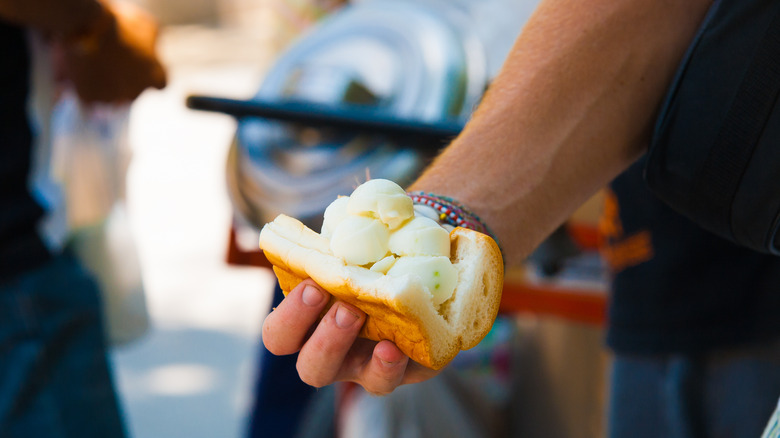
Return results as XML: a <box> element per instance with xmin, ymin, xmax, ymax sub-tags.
<box><xmin>407</xmin><ymin>191</ymin><xmax>503</xmax><ymax>257</ymax></box>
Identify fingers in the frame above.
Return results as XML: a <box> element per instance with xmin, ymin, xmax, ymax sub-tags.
<box><xmin>296</xmin><ymin>301</ymin><xmax>366</xmax><ymax>388</ymax></box>
<box><xmin>297</xmin><ymin>316</ymin><xmax>412</xmax><ymax>395</ymax></box>
<box><xmin>352</xmin><ymin>341</ymin><xmax>442</xmax><ymax>394</ymax></box>
<box><xmin>354</xmin><ymin>340</ymin><xmax>409</xmax><ymax>395</ymax></box>
<box><xmin>263</xmin><ymin>280</ymin><xmax>442</xmax><ymax>394</ymax></box>
<box><xmin>401</xmin><ymin>360</ymin><xmax>443</xmax><ymax>386</ymax></box>
<box><xmin>262</xmin><ymin>280</ymin><xmax>330</xmax><ymax>356</ymax></box>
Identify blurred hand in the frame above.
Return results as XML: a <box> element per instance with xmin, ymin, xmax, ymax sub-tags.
<box><xmin>262</xmin><ymin>279</ymin><xmax>441</xmax><ymax>395</ymax></box>
<box><xmin>56</xmin><ymin>0</ymin><xmax>166</xmax><ymax>104</ymax></box>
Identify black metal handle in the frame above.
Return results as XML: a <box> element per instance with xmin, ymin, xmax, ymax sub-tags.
<box><xmin>186</xmin><ymin>95</ymin><xmax>464</xmax><ymax>146</ymax></box>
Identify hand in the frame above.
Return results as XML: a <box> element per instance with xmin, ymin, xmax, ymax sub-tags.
<box><xmin>56</xmin><ymin>0</ymin><xmax>166</xmax><ymax>104</ymax></box>
<box><xmin>262</xmin><ymin>279</ymin><xmax>441</xmax><ymax>395</ymax></box>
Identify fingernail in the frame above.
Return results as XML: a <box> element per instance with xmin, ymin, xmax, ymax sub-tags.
<box><xmin>335</xmin><ymin>305</ymin><xmax>359</xmax><ymax>328</ymax></box>
<box><xmin>301</xmin><ymin>285</ymin><xmax>325</xmax><ymax>307</ymax></box>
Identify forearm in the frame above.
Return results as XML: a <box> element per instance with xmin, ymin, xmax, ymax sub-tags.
<box><xmin>0</xmin><ymin>0</ymin><xmax>105</xmax><ymax>37</ymax></box>
<box><xmin>410</xmin><ymin>0</ymin><xmax>713</xmax><ymax>266</ymax></box>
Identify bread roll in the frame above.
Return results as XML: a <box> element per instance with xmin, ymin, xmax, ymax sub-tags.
<box><xmin>258</xmin><ymin>213</ymin><xmax>504</xmax><ymax>370</ymax></box>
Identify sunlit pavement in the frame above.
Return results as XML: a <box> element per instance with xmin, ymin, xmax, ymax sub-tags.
<box><xmin>110</xmin><ymin>25</ymin><xmax>279</xmax><ymax>438</ymax></box>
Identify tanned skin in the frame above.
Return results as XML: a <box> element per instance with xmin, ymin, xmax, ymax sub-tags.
<box><xmin>0</xmin><ymin>0</ymin><xmax>165</xmax><ymax>103</ymax></box>
<box><xmin>266</xmin><ymin>0</ymin><xmax>714</xmax><ymax>395</ymax></box>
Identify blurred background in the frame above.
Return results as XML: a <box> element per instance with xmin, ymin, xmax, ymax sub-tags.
<box><xmin>111</xmin><ymin>4</ymin><xmax>280</xmax><ymax>437</ymax></box>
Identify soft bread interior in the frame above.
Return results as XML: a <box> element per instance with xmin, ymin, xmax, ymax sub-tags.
<box><xmin>259</xmin><ymin>214</ymin><xmax>504</xmax><ymax>369</ymax></box>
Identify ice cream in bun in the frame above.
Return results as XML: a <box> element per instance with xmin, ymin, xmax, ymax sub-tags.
<box><xmin>258</xmin><ymin>179</ymin><xmax>504</xmax><ymax>370</ymax></box>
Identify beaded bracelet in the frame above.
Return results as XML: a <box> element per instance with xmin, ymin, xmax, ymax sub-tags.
<box><xmin>407</xmin><ymin>191</ymin><xmax>502</xmax><ymax>253</ymax></box>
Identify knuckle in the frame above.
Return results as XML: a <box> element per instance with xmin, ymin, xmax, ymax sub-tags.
<box><xmin>262</xmin><ymin>315</ymin><xmax>297</xmax><ymax>356</ymax></box>
<box><xmin>359</xmin><ymin>370</ymin><xmax>401</xmax><ymax>397</ymax></box>
<box><xmin>261</xmin><ymin>332</ymin><xmax>283</xmax><ymax>356</ymax></box>
<box><xmin>296</xmin><ymin>361</ymin><xmax>331</xmax><ymax>388</ymax></box>
<box><xmin>306</xmin><ymin>332</ymin><xmax>330</xmax><ymax>355</ymax></box>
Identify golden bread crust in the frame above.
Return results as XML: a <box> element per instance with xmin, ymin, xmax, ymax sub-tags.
<box><xmin>273</xmin><ymin>263</ymin><xmax>436</xmax><ymax>367</ymax></box>
<box><xmin>259</xmin><ymin>214</ymin><xmax>504</xmax><ymax>370</ymax></box>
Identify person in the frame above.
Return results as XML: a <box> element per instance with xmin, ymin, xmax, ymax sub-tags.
<box><xmin>262</xmin><ymin>0</ymin><xmax>714</xmax><ymax>393</ymax></box>
<box><xmin>0</xmin><ymin>0</ymin><xmax>165</xmax><ymax>436</ymax></box>
<box><xmin>602</xmin><ymin>158</ymin><xmax>780</xmax><ymax>438</ymax></box>
<box><xmin>261</xmin><ymin>0</ymin><xmax>780</xmax><ymax>436</ymax></box>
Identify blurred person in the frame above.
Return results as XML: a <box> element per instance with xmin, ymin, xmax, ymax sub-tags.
<box><xmin>261</xmin><ymin>0</ymin><xmax>713</xmax><ymax>390</ymax></box>
<box><xmin>602</xmin><ymin>158</ymin><xmax>780</xmax><ymax>438</ymax></box>
<box><xmin>260</xmin><ymin>0</ymin><xmax>780</xmax><ymax>437</ymax></box>
<box><xmin>0</xmin><ymin>0</ymin><xmax>164</xmax><ymax>436</ymax></box>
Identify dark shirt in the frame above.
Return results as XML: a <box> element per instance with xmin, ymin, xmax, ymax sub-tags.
<box><xmin>0</xmin><ymin>20</ymin><xmax>52</xmax><ymax>284</ymax></box>
<box><xmin>603</xmin><ymin>157</ymin><xmax>780</xmax><ymax>355</ymax></box>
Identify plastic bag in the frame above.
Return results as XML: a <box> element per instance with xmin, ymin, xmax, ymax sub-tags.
<box><xmin>51</xmin><ymin>91</ymin><xmax>150</xmax><ymax>347</ymax></box>
<box><xmin>762</xmin><ymin>397</ymin><xmax>780</xmax><ymax>438</ymax></box>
